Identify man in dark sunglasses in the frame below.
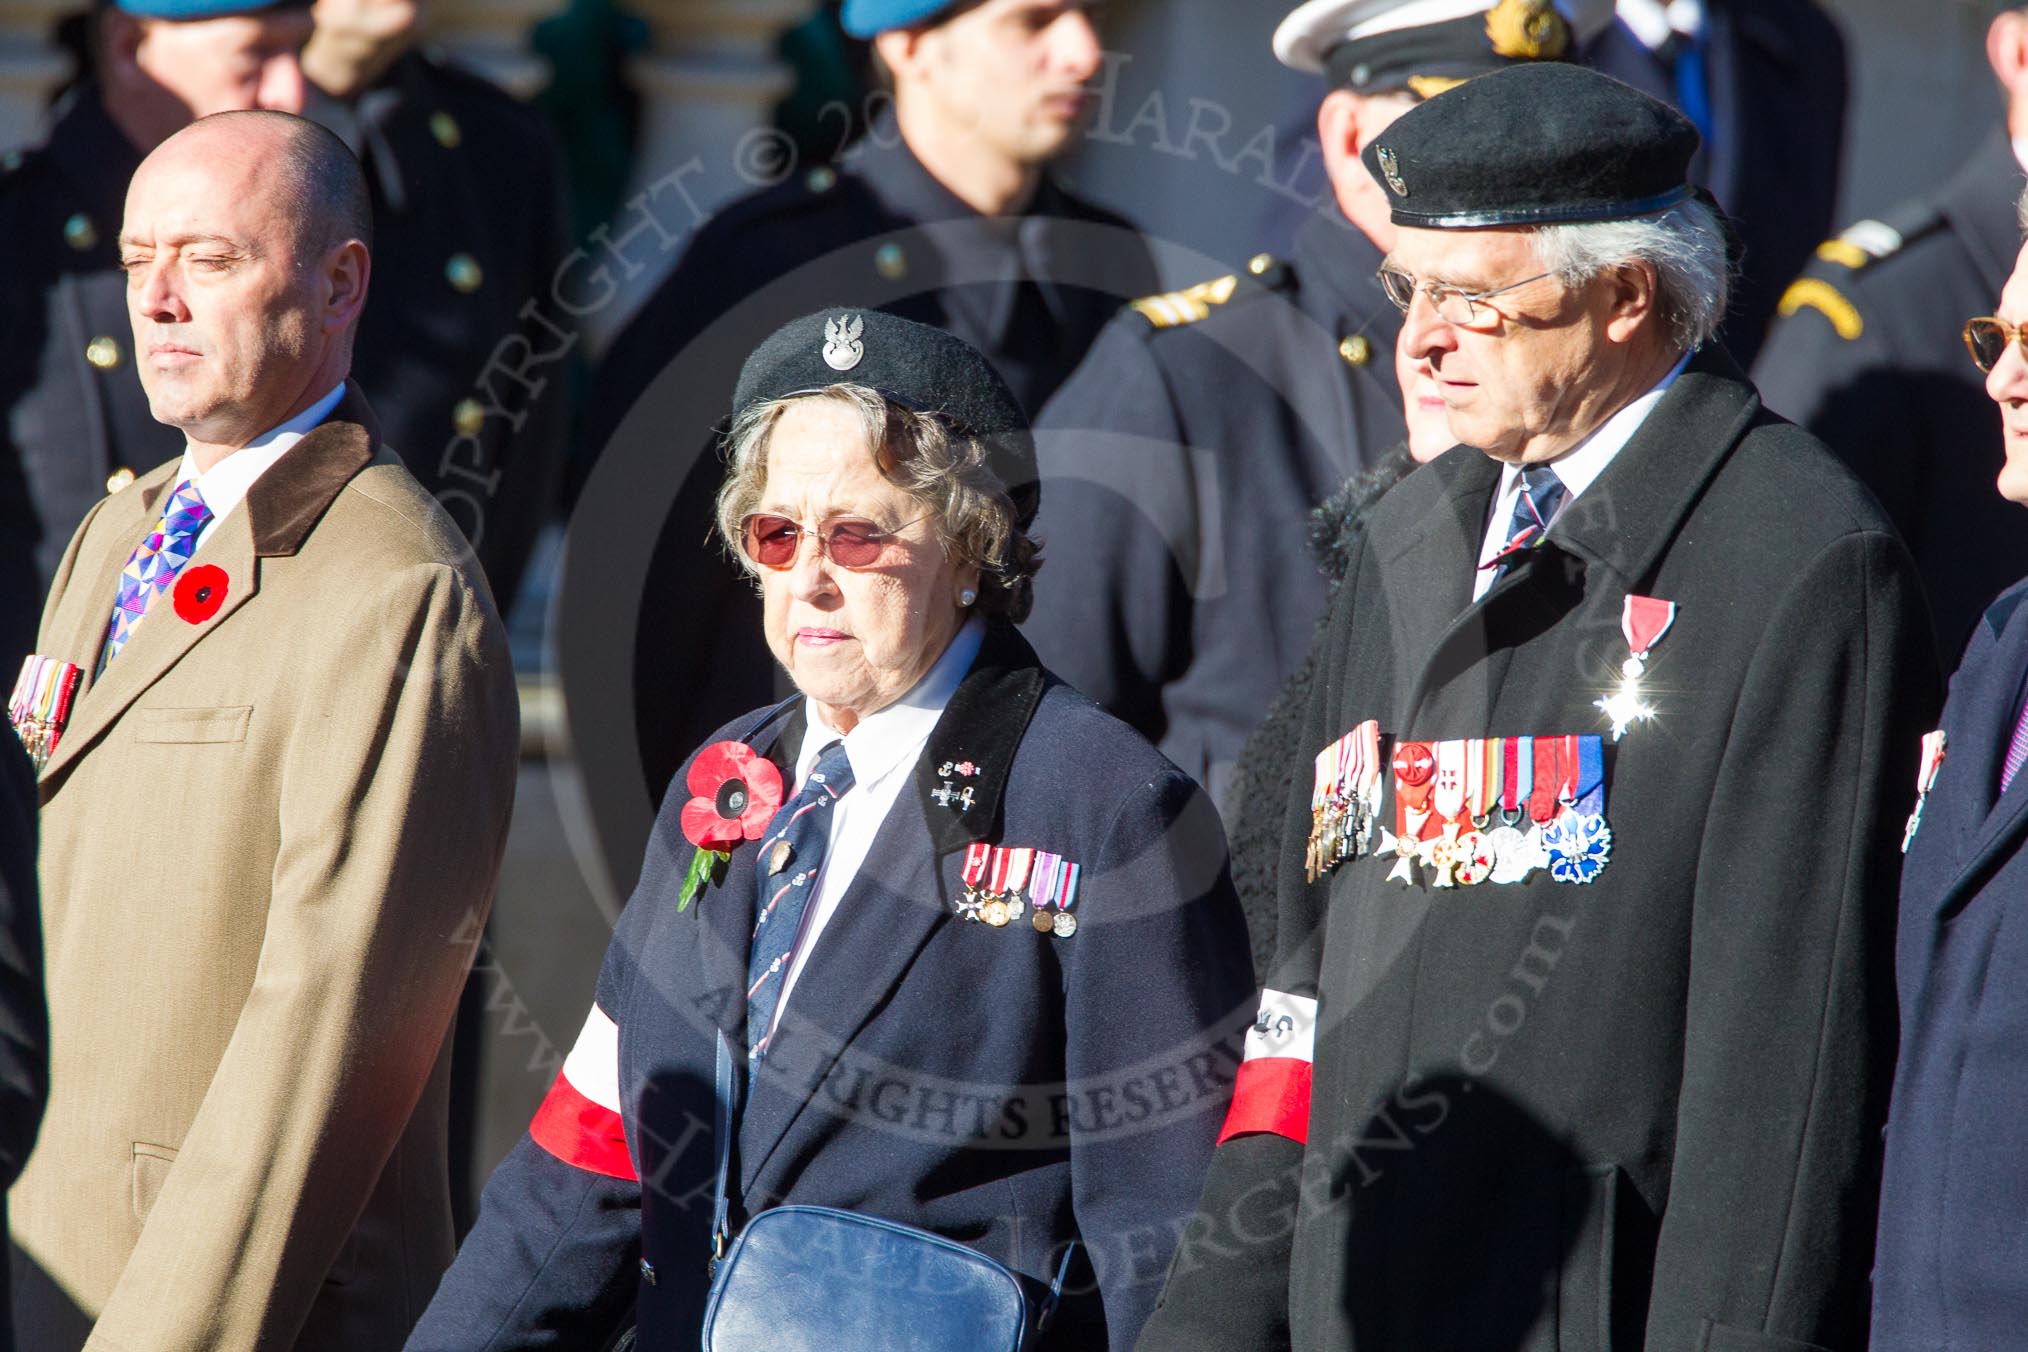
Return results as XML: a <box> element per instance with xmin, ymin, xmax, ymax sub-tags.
<box><xmin>1872</xmin><ymin>197</ymin><xmax>2028</xmax><ymax>1351</ymax></box>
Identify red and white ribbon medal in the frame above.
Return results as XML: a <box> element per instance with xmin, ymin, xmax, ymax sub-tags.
<box><xmin>1902</xmin><ymin>729</ymin><xmax>1948</xmax><ymax>854</ymax></box>
<box><xmin>957</xmin><ymin>842</ymin><xmax>992</xmax><ymax>919</ymax></box>
<box><xmin>1596</xmin><ymin>595</ymin><xmax>1677</xmax><ymax>741</ymax></box>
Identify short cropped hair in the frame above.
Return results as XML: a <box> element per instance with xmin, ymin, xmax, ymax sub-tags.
<box><xmin>1529</xmin><ymin>197</ymin><xmax>1732</xmax><ymax>352</ymax></box>
<box><xmin>716</xmin><ymin>384</ymin><xmax>1043</xmax><ymax>622</ymax></box>
<box><xmin>194</xmin><ymin>109</ymin><xmax>373</xmax><ymax>257</ymax></box>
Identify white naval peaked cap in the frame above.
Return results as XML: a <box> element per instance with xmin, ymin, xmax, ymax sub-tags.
<box><xmin>1273</xmin><ymin>0</ymin><xmax>1618</xmax><ymax>76</ymax></box>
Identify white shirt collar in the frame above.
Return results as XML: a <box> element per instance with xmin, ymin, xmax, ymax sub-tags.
<box><xmin>798</xmin><ymin>616</ymin><xmax>986</xmax><ymax>793</ymax></box>
<box><xmin>1616</xmin><ymin>0</ymin><xmax>1704</xmax><ymax>51</ymax></box>
<box><xmin>174</xmin><ymin>382</ymin><xmax>347</xmax><ymax>534</ymax></box>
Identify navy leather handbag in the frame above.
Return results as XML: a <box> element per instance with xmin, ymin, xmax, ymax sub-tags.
<box><xmin>699</xmin><ymin>1033</ymin><xmax>1073</xmax><ymax>1352</ymax></box>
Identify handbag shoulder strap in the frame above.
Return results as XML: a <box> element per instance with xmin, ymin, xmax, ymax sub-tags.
<box><xmin>712</xmin><ymin>1028</ymin><xmax>741</xmax><ymax>1265</ymax></box>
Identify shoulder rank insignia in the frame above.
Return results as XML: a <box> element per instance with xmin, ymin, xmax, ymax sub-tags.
<box><xmin>1777</xmin><ymin>277</ymin><xmax>1863</xmax><ymax>341</ymax></box>
<box><xmin>1814</xmin><ymin>218</ymin><xmax>1907</xmax><ymax>271</ymax></box>
<box><xmin>1130</xmin><ymin>273</ymin><xmax>1239</xmax><ymax>329</ymax></box>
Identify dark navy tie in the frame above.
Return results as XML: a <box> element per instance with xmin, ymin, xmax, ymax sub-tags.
<box><xmin>745</xmin><ymin>740</ymin><xmax>855</xmax><ymax>1060</ymax></box>
<box><xmin>1492</xmin><ymin>464</ymin><xmax>1567</xmax><ymax>581</ymax></box>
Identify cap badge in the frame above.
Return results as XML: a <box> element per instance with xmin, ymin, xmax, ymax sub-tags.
<box><xmin>1377</xmin><ymin>147</ymin><xmax>1409</xmax><ymax>198</ymax></box>
<box><xmin>822</xmin><ymin>313</ymin><xmax>865</xmax><ymax>372</ymax></box>
<box><xmin>1486</xmin><ymin>0</ymin><xmax>1570</xmax><ymax>61</ymax></box>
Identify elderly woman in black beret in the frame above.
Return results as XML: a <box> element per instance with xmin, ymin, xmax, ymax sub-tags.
<box><xmin>409</xmin><ymin>310</ymin><xmax>1252</xmax><ymax>1352</ymax></box>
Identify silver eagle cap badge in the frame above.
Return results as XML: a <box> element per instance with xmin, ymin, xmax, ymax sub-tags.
<box><xmin>1377</xmin><ymin>146</ymin><xmax>1408</xmax><ymax>198</ymax></box>
<box><xmin>822</xmin><ymin>313</ymin><xmax>865</xmax><ymax>372</ymax></box>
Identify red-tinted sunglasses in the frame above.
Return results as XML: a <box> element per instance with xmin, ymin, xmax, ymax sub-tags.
<box><xmin>739</xmin><ymin>512</ymin><xmax>930</xmax><ymax>570</ymax></box>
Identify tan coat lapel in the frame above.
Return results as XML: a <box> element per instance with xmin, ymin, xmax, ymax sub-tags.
<box><xmin>37</xmin><ymin>387</ymin><xmax>378</xmax><ymax>784</ymax></box>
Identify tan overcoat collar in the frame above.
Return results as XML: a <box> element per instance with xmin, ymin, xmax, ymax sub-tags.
<box><xmin>40</xmin><ymin>383</ymin><xmax>381</xmax><ymax>786</ymax></box>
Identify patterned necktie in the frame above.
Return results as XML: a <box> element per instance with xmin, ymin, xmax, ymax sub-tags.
<box><xmin>100</xmin><ymin>479</ymin><xmax>213</xmax><ymax>674</ymax></box>
<box><xmin>1491</xmin><ymin>464</ymin><xmax>1567</xmax><ymax>582</ymax></box>
<box><xmin>2001</xmin><ymin>697</ymin><xmax>2028</xmax><ymax>796</ymax></box>
<box><xmin>746</xmin><ymin>740</ymin><xmax>856</xmax><ymax>1060</ymax></box>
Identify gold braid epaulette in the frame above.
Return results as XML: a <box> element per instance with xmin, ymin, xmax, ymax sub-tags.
<box><xmin>1128</xmin><ymin>274</ymin><xmax>1242</xmax><ymax>330</ymax></box>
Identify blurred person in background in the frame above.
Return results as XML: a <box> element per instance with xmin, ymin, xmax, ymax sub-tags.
<box><xmin>1225</xmin><ymin>324</ymin><xmax>1458</xmax><ymax>979</ymax></box>
<box><xmin>0</xmin><ymin>0</ymin><xmax>314</xmax><ymax>678</ymax></box>
<box><xmin>1757</xmin><ymin>0</ymin><xmax>2028</xmax><ymax>663</ymax></box>
<box><xmin>578</xmin><ymin>0</ymin><xmax>1160</xmax><ymax>857</ymax></box>
<box><xmin>1025</xmin><ymin>0</ymin><xmax>1605</xmax><ymax>823</ymax></box>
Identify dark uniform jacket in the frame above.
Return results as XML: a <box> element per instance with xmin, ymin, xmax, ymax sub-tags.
<box><xmin>1755</xmin><ymin>130</ymin><xmax>2027</xmax><ymax>665</ymax></box>
<box><xmin>1025</xmin><ymin>214</ymin><xmax>1404</xmax><ymax>816</ymax></box>
<box><xmin>1137</xmin><ymin>350</ymin><xmax>1939</xmax><ymax>1352</ymax></box>
<box><xmin>0</xmin><ymin>59</ymin><xmax>569</xmax><ymax>657</ymax></box>
<box><xmin>1874</xmin><ymin>575</ymin><xmax>2028</xmax><ymax>1349</ymax></box>
<box><xmin>331</xmin><ymin>49</ymin><xmax>574</xmax><ymax>615</ymax></box>
<box><xmin>564</xmin><ymin>117</ymin><xmax>1158</xmax><ymax>889</ymax></box>
<box><xmin>1585</xmin><ymin>0</ymin><xmax>1848</xmax><ymax>366</ymax></box>
<box><xmin>409</xmin><ymin>623</ymin><xmax>1253</xmax><ymax>1352</ymax></box>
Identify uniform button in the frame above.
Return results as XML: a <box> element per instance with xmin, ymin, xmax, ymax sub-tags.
<box><xmin>638</xmin><ymin>1258</ymin><xmax>657</xmax><ymax>1285</ymax></box>
<box><xmin>446</xmin><ymin>253</ymin><xmax>483</xmax><ymax>293</ymax></box>
<box><xmin>874</xmin><ymin>242</ymin><xmax>908</xmax><ymax>281</ymax></box>
<box><xmin>1338</xmin><ymin>335</ymin><xmax>1372</xmax><ymax>366</ymax></box>
<box><xmin>1</xmin><ymin>150</ymin><xmax>22</xmax><ymax>173</ymax></box>
<box><xmin>1248</xmin><ymin>252</ymin><xmax>1274</xmax><ymax>275</ymax></box>
<box><xmin>806</xmin><ymin>165</ymin><xmax>837</xmax><ymax>192</ymax></box>
<box><xmin>64</xmin><ymin>212</ymin><xmax>98</xmax><ymax>251</ymax></box>
<box><xmin>85</xmin><ymin>335</ymin><xmax>123</xmax><ymax>370</ymax></box>
<box><xmin>452</xmin><ymin>397</ymin><xmax>486</xmax><ymax>437</ymax></box>
<box><xmin>105</xmin><ymin>467</ymin><xmax>136</xmax><ymax>494</ymax></box>
<box><xmin>430</xmin><ymin>110</ymin><xmax>462</xmax><ymax>149</ymax></box>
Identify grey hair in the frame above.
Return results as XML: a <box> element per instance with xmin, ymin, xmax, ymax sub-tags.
<box><xmin>715</xmin><ymin>384</ymin><xmax>1042</xmax><ymax>621</ymax></box>
<box><xmin>2017</xmin><ymin>183</ymin><xmax>2028</xmax><ymax>235</ymax></box>
<box><xmin>1529</xmin><ymin>197</ymin><xmax>1732</xmax><ymax>352</ymax></box>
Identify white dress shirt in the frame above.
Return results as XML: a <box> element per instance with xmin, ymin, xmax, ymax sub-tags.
<box><xmin>176</xmin><ymin>382</ymin><xmax>347</xmax><ymax>552</ymax></box>
<box><xmin>1615</xmin><ymin>0</ymin><xmax>1704</xmax><ymax>52</ymax></box>
<box><xmin>770</xmin><ymin>616</ymin><xmax>986</xmax><ymax>1034</ymax></box>
<box><xmin>1471</xmin><ymin>352</ymin><xmax>1690</xmax><ymax>602</ymax></box>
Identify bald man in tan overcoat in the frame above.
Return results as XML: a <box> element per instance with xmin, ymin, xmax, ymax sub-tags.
<box><xmin>6</xmin><ymin>109</ymin><xmax>517</xmax><ymax>1352</ymax></box>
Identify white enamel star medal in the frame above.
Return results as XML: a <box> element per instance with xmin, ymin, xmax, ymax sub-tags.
<box><xmin>1595</xmin><ymin>595</ymin><xmax>1677</xmax><ymax>741</ymax></box>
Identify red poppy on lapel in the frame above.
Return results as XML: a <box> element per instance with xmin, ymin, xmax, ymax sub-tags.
<box><xmin>680</xmin><ymin>741</ymin><xmax>784</xmax><ymax>850</ymax></box>
<box><xmin>171</xmin><ymin>565</ymin><xmax>230</xmax><ymax>624</ymax></box>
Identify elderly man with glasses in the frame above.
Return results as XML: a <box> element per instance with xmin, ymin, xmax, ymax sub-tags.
<box><xmin>1870</xmin><ymin>191</ymin><xmax>2028</xmax><ymax>1350</ymax></box>
<box><xmin>1138</xmin><ymin>62</ymin><xmax>1940</xmax><ymax>1352</ymax></box>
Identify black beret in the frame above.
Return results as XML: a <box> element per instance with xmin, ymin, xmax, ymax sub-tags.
<box><xmin>732</xmin><ymin>308</ymin><xmax>1039</xmax><ymax>527</ymax></box>
<box><xmin>1362</xmin><ymin>62</ymin><xmax>1701</xmax><ymax>228</ymax></box>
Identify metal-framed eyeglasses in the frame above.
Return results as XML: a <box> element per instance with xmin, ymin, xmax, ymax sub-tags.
<box><xmin>1964</xmin><ymin>316</ymin><xmax>2028</xmax><ymax>374</ymax></box>
<box><xmin>739</xmin><ymin>512</ymin><xmax>932</xmax><ymax>570</ymax></box>
<box><xmin>1377</xmin><ymin>267</ymin><xmax>1558</xmax><ymax>326</ymax></box>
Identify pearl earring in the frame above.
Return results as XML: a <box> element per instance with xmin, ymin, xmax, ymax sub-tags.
<box><xmin>959</xmin><ymin>588</ymin><xmax>978</xmax><ymax>607</ymax></box>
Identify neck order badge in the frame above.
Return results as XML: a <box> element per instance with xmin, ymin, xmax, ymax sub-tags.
<box><xmin>1596</xmin><ymin>595</ymin><xmax>1678</xmax><ymax>740</ymax></box>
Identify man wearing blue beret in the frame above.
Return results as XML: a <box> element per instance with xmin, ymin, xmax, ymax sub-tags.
<box><xmin>578</xmin><ymin>0</ymin><xmax>1160</xmax><ymax>863</ymax></box>
<box><xmin>0</xmin><ymin>0</ymin><xmax>313</xmax><ymax>682</ymax></box>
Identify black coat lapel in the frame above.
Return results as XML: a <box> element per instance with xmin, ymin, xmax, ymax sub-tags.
<box><xmin>1935</xmin><ymin>595</ymin><xmax>2028</xmax><ymax>913</ymax></box>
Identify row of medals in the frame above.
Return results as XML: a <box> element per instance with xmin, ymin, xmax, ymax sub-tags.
<box><xmin>957</xmin><ymin>886</ymin><xmax>1078</xmax><ymax>936</ymax></box>
<box><xmin>1315</xmin><ymin>794</ymin><xmax>1609</xmax><ymax>887</ymax></box>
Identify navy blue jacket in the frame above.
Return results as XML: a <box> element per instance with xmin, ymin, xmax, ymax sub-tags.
<box><xmin>407</xmin><ymin>624</ymin><xmax>1253</xmax><ymax>1350</ymax></box>
<box><xmin>1026</xmin><ymin>213</ymin><xmax>1403</xmax><ymax>817</ymax></box>
<box><xmin>1874</xmin><ymin>576</ymin><xmax>2028</xmax><ymax>1348</ymax></box>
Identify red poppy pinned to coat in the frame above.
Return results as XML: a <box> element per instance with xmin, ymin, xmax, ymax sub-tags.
<box><xmin>172</xmin><ymin>565</ymin><xmax>230</xmax><ymax>624</ymax></box>
<box><xmin>678</xmin><ymin>741</ymin><xmax>784</xmax><ymax>909</ymax></box>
